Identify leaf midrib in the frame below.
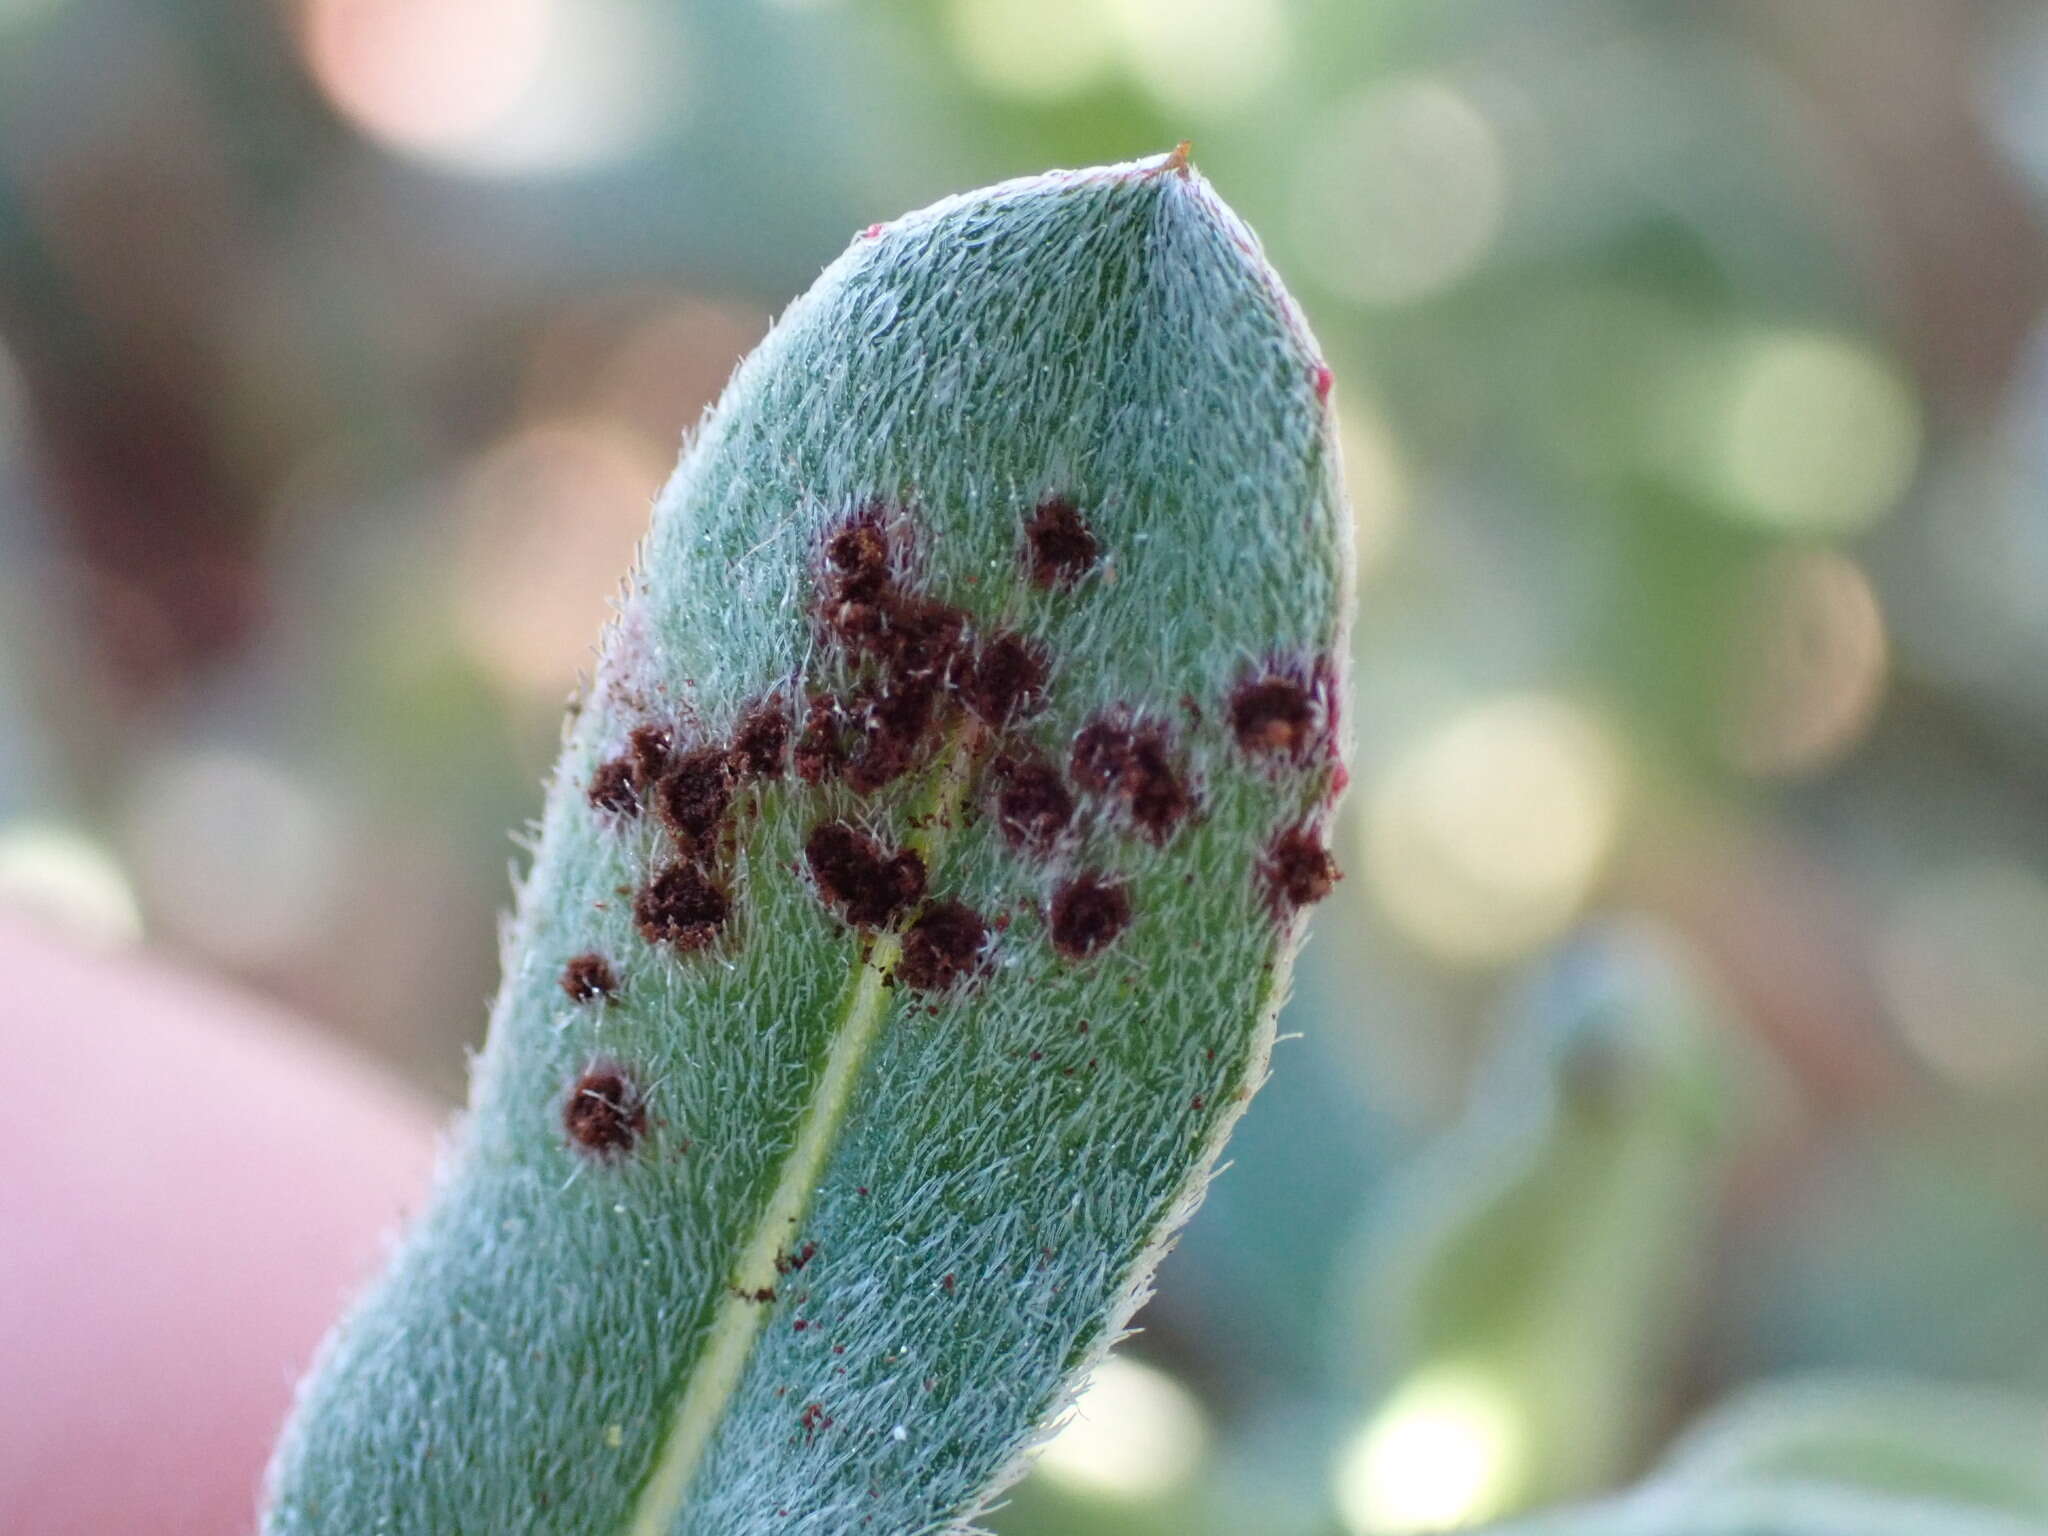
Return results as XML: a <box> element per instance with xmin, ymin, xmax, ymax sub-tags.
<box><xmin>623</xmin><ymin>729</ymin><xmax>981</xmax><ymax>1535</ymax></box>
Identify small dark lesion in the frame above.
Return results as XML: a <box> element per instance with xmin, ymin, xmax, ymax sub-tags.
<box><xmin>1022</xmin><ymin>496</ymin><xmax>1100</xmax><ymax>589</ymax></box>
<box><xmin>895</xmin><ymin>900</ymin><xmax>991</xmax><ymax>993</ymax></box>
<box><xmin>635</xmin><ymin>862</ymin><xmax>731</xmax><ymax>950</ymax></box>
<box><xmin>1261</xmin><ymin>823</ymin><xmax>1339</xmax><ymax>915</ymax></box>
<box><xmin>1068</xmin><ymin>709</ymin><xmax>1193</xmax><ymax>843</ymax></box>
<box><xmin>991</xmin><ymin>753</ymin><xmax>1074</xmax><ymax>855</ymax></box>
<box><xmin>559</xmin><ymin>952</ymin><xmax>618</xmax><ymax>1001</ymax></box>
<box><xmin>1050</xmin><ymin>872</ymin><xmax>1133</xmax><ymax>960</ymax></box>
<box><xmin>564</xmin><ymin>1064</ymin><xmax>647</xmax><ymax>1158</ymax></box>
<box><xmin>804</xmin><ymin>821</ymin><xmax>926</xmax><ymax>929</ymax></box>
<box><xmin>587</xmin><ymin>757</ymin><xmax>642</xmax><ymax>818</ymax></box>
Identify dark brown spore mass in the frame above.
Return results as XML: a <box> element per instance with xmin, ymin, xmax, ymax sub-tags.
<box><xmin>846</xmin><ymin>675</ymin><xmax>940</xmax><ymax>794</ymax></box>
<box><xmin>1231</xmin><ymin>673</ymin><xmax>1317</xmax><ymax>760</ymax></box>
<box><xmin>655</xmin><ymin>748</ymin><xmax>735</xmax><ymax>850</ymax></box>
<box><xmin>1068</xmin><ymin>711</ymin><xmax>1192</xmax><ymax>842</ymax></box>
<box><xmin>1264</xmin><ymin>825</ymin><xmax>1338</xmax><ymax>913</ymax></box>
<box><xmin>804</xmin><ymin>821</ymin><xmax>927</xmax><ymax>928</ymax></box>
<box><xmin>1024</xmin><ymin>497</ymin><xmax>1100</xmax><ymax>588</ymax></box>
<box><xmin>588</xmin><ymin>757</ymin><xmax>641</xmax><ymax>817</ymax></box>
<box><xmin>564</xmin><ymin>1066</ymin><xmax>646</xmax><ymax>1157</ymax></box>
<box><xmin>635</xmin><ymin>862</ymin><xmax>731</xmax><ymax>949</ymax></box>
<box><xmin>559</xmin><ymin>952</ymin><xmax>618</xmax><ymax>1001</ymax></box>
<box><xmin>628</xmin><ymin>723</ymin><xmax>674</xmax><ymax>787</ymax></box>
<box><xmin>1121</xmin><ymin>726</ymin><xmax>1192</xmax><ymax>842</ymax></box>
<box><xmin>1049</xmin><ymin>872</ymin><xmax>1133</xmax><ymax>960</ymax></box>
<box><xmin>993</xmin><ymin>755</ymin><xmax>1074</xmax><ymax>853</ymax></box>
<box><xmin>896</xmin><ymin>900</ymin><xmax>990</xmax><ymax>992</ymax></box>
<box><xmin>794</xmin><ymin>694</ymin><xmax>849</xmax><ymax>784</ymax></box>
<box><xmin>731</xmin><ymin>697</ymin><xmax>791</xmax><ymax>780</ymax></box>
<box><xmin>819</xmin><ymin>509</ymin><xmax>972</xmax><ymax>681</ymax></box>
<box><xmin>1069</xmin><ymin>716</ymin><xmax>1134</xmax><ymax>794</ymax></box>
<box><xmin>959</xmin><ymin>633</ymin><xmax>1048</xmax><ymax>726</ymax></box>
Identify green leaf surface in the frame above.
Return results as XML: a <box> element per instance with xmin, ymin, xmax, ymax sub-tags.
<box><xmin>264</xmin><ymin>150</ymin><xmax>1349</xmax><ymax>1535</ymax></box>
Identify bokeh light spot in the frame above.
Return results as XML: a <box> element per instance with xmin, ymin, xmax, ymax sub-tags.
<box><xmin>1036</xmin><ymin>1355</ymin><xmax>1207</xmax><ymax>1502</ymax></box>
<box><xmin>1724</xmin><ymin>549</ymin><xmax>1888</xmax><ymax>778</ymax></box>
<box><xmin>300</xmin><ymin>0</ymin><xmax>673</xmax><ymax>176</ymax></box>
<box><xmin>452</xmin><ymin>417</ymin><xmax>666</xmax><ymax>696</ymax></box>
<box><xmin>1879</xmin><ymin>862</ymin><xmax>2048</xmax><ymax>1096</ymax></box>
<box><xmin>1334</xmin><ymin>1363</ymin><xmax>1526</xmax><ymax>1533</ymax></box>
<box><xmin>1108</xmin><ymin>0</ymin><xmax>1290</xmax><ymax>117</ymax></box>
<box><xmin>1366</xmin><ymin>694</ymin><xmax>1624</xmax><ymax>966</ymax></box>
<box><xmin>1664</xmin><ymin>330</ymin><xmax>1921</xmax><ymax>535</ymax></box>
<box><xmin>1294</xmin><ymin>79</ymin><xmax>1506</xmax><ymax>307</ymax></box>
<box><xmin>0</xmin><ymin>821</ymin><xmax>143</xmax><ymax>946</ymax></box>
<box><xmin>123</xmin><ymin>750</ymin><xmax>344</xmax><ymax>968</ymax></box>
<box><xmin>946</xmin><ymin>0</ymin><xmax>1117</xmax><ymax>100</ymax></box>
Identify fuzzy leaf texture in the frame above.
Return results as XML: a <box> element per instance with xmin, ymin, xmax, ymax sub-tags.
<box><xmin>263</xmin><ymin>150</ymin><xmax>1351</xmax><ymax>1536</ymax></box>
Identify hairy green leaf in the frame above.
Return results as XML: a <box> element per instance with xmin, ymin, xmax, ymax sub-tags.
<box><xmin>264</xmin><ymin>150</ymin><xmax>1349</xmax><ymax>1535</ymax></box>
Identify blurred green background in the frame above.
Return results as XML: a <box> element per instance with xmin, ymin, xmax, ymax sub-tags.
<box><xmin>4</xmin><ymin>1</ymin><xmax>2048</xmax><ymax>1531</ymax></box>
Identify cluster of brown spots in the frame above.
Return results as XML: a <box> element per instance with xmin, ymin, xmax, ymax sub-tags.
<box><xmin>817</xmin><ymin>509</ymin><xmax>963</xmax><ymax>677</ymax></box>
<box><xmin>655</xmin><ymin>747</ymin><xmax>735</xmax><ymax>853</ymax></box>
<box><xmin>1023</xmin><ymin>496</ymin><xmax>1099</xmax><ymax>589</ymax></box>
<box><xmin>808</xmin><ymin>505</ymin><xmax>1059</xmax><ymax>800</ymax></box>
<box><xmin>798</xmin><ymin>1402</ymin><xmax>833</xmax><ymax>1440</ymax></box>
<box><xmin>805</xmin><ymin>821</ymin><xmax>926</xmax><ymax>928</ymax></box>
<box><xmin>1230</xmin><ymin>662</ymin><xmax>1335</xmax><ymax>765</ymax></box>
<box><xmin>559</xmin><ymin>952</ymin><xmax>618</xmax><ymax>1002</ymax></box>
<box><xmin>775</xmin><ymin>1242</ymin><xmax>817</xmax><ymax>1275</ymax></box>
<box><xmin>1050</xmin><ymin>872</ymin><xmax>1132</xmax><ymax>960</ymax></box>
<box><xmin>991</xmin><ymin>754</ymin><xmax>1073</xmax><ymax>854</ymax></box>
<box><xmin>1263</xmin><ymin>824</ymin><xmax>1338</xmax><ymax>914</ymax></box>
<box><xmin>895</xmin><ymin>900</ymin><xmax>989</xmax><ymax>992</ymax></box>
<box><xmin>564</xmin><ymin>1065</ymin><xmax>646</xmax><ymax>1157</ymax></box>
<box><xmin>1067</xmin><ymin>710</ymin><xmax>1193</xmax><ymax>842</ymax></box>
<box><xmin>599</xmin><ymin>693</ymin><xmax>805</xmax><ymax>955</ymax></box>
<box><xmin>635</xmin><ymin>862</ymin><xmax>731</xmax><ymax>950</ymax></box>
<box><xmin>736</xmin><ymin>1285</ymin><xmax>777</xmax><ymax>1304</ymax></box>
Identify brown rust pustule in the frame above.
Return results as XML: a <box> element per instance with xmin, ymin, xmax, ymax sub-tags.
<box><xmin>655</xmin><ymin>748</ymin><xmax>736</xmax><ymax>852</ymax></box>
<box><xmin>992</xmin><ymin>754</ymin><xmax>1074</xmax><ymax>854</ymax></box>
<box><xmin>958</xmin><ymin>633</ymin><xmax>1048</xmax><ymax>727</ymax></box>
<box><xmin>1049</xmin><ymin>872</ymin><xmax>1132</xmax><ymax>960</ymax></box>
<box><xmin>564</xmin><ymin>1065</ymin><xmax>646</xmax><ymax>1158</ymax></box>
<box><xmin>635</xmin><ymin>862</ymin><xmax>731</xmax><ymax>950</ymax></box>
<box><xmin>628</xmin><ymin>723</ymin><xmax>675</xmax><ymax>787</ymax></box>
<box><xmin>845</xmin><ymin>675</ymin><xmax>941</xmax><ymax>795</ymax></box>
<box><xmin>1120</xmin><ymin>724</ymin><xmax>1192</xmax><ymax>843</ymax></box>
<box><xmin>587</xmin><ymin>757</ymin><xmax>642</xmax><ymax>818</ymax></box>
<box><xmin>1069</xmin><ymin>719</ymin><xmax>1132</xmax><ymax>798</ymax></box>
<box><xmin>730</xmin><ymin>696</ymin><xmax>792</xmax><ymax>781</ymax></box>
<box><xmin>794</xmin><ymin>694</ymin><xmax>850</xmax><ymax>784</ymax></box>
<box><xmin>804</xmin><ymin>821</ymin><xmax>927</xmax><ymax>929</ymax></box>
<box><xmin>1229</xmin><ymin>667</ymin><xmax>1323</xmax><ymax>762</ymax></box>
<box><xmin>1023</xmin><ymin>496</ymin><xmax>1100</xmax><ymax>589</ymax></box>
<box><xmin>896</xmin><ymin>900</ymin><xmax>990</xmax><ymax>992</ymax></box>
<box><xmin>1068</xmin><ymin>709</ymin><xmax>1192</xmax><ymax>842</ymax></box>
<box><xmin>559</xmin><ymin>952</ymin><xmax>618</xmax><ymax>1001</ymax></box>
<box><xmin>1262</xmin><ymin>824</ymin><xmax>1338</xmax><ymax>914</ymax></box>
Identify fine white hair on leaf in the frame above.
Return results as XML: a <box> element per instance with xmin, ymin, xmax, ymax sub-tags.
<box><xmin>264</xmin><ymin>147</ymin><xmax>1351</xmax><ymax>1536</ymax></box>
